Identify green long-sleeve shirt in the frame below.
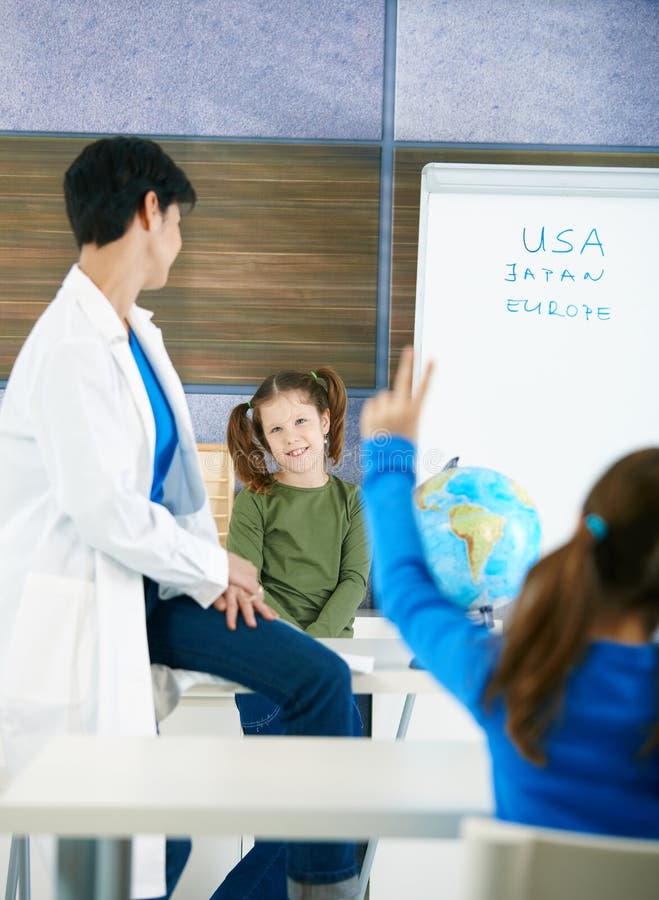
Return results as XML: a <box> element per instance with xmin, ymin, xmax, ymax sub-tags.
<box><xmin>227</xmin><ymin>476</ymin><xmax>370</xmax><ymax>637</ymax></box>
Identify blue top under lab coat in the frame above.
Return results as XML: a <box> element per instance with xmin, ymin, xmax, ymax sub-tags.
<box><xmin>129</xmin><ymin>329</ymin><xmax>178</xmax><ymax>503</ymax></box>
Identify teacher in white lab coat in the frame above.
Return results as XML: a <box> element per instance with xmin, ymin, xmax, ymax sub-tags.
<box><xmin>0</xmin><ymin>137</ymin><xmax>359</xmax><ymax>900</ymax></box>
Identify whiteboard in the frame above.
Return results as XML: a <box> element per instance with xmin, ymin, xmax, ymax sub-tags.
<box><xmin>414</xmin><ymin>163</ymin><xmax>659</xmax><ymax>552</ymax></box>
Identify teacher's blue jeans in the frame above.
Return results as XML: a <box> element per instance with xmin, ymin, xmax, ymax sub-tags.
<box><xmin>144</xmin><ymin>580</ymin><xmax>358</xmax><ymax>899</ymax></box>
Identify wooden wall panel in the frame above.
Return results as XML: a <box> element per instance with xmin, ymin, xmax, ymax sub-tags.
<box><xmin>0</xmin><ymin>137</ymin><xmax>83</xmax><ymax>379</ymax></box>
<box><xmin>0</xmin><ymin>138</ymin><xmax>380</xmax><ymax>387</ymax></box>
<box><xmin>391</xmin><ymin>148</ymin><xmax>659</xmax><ymax>384</ymax></box>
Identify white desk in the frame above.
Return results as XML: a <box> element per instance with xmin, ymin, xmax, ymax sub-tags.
<box><xmin>0</xmin><ymin>734</ymin><xmax>491</xmax><ymax>899</ymax></box>
<box><xmin>0</xmin><ymin>734</ymin><xmax>491</xmax><ymax>840</ymax></box>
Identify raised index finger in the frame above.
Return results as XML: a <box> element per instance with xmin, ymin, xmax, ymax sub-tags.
<box><xmin>392</xmin><ymin>345</ymin><xmax>415</xmax><ymax>397</ymax></box>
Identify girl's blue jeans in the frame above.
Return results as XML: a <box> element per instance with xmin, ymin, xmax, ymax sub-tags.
<box><xmin>143</xmin><ymin>580</ymin><xmax>358</xmax><ymax>899</ymax></box>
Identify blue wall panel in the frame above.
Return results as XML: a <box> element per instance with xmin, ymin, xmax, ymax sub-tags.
<box><xmin>0</xmin><ymin>0</ymin><xmax>385</xmax><ymax>140</ymax></box>
<box><xmin>396</xmin><ymin>0</ymin><xmax>659</xmax><ymax>146</ymax></box>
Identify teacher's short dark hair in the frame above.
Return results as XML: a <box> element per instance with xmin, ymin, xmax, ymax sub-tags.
<box><xmin>63</xmin><ymin>136</ymin><xmax>196</xmax><ymax>249</ymax></box>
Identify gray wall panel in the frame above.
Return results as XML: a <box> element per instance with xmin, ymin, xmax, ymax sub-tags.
<box><xmin>396</xmin><ymin>0</ymin><xmax>659</xmax><ymax>146</ymax></box>
<box><xmin>0</xmin><ymin>0</ymin><xmax>384</xmax><ymax>140</ymax></box>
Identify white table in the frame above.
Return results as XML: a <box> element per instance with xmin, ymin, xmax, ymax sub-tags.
<box><xmin>0</xmin><ymin>734</ymin><xmax>492</xmax><ymax>899</ymax></box>
<box><xmin>0</xmin><ymin>734</ymin><xmax>490</xmax><ymax>839</ymax></box>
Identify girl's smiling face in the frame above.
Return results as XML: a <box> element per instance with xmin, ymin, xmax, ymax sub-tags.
<box><xmin>259</xmin><ymin>391</ymin><xmax>330</xmax><ymax>487</ymax></box>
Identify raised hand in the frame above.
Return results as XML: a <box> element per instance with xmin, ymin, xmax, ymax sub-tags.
<box><xmin>360</xmin><ymin>346</ymin><xmax>434</xmax><ymax>443</ymax></box>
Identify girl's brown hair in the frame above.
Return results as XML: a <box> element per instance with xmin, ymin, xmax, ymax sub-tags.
<box><xmin>486</xmin><ymin>448</ymin><xmax>659</xmax><ymax>764</ymax></box>
<box><xmin>226</xmin><ymin>366</ymin><xmax>347</xmax><ymax>493</ymax></box>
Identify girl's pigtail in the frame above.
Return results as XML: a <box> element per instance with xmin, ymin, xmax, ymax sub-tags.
<box><xmin>315</xmin><ymin>366</ymin><xmax>347</xmax><ymax>465</ymax></box>
<box><xmin>490</xmin><ymin>447</ymin><xmax>659</xmax><ymax>763</ymax></box>
<box><xmin>486</xmin><ymin>526</ymin><xmax>600</xmax><ymax>764</ymax></box>
<box><xmin>226</xmin><ymin>403</ymin><xmax>271</xmax><ymax>493</ymax></box>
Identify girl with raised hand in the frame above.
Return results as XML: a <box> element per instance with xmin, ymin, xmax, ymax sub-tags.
<box><xmin>360</xmin><ymin>346</ymin><xmax>659</xmax><ymax>839</ymax></box>
<box><xmin>220</xmin><ymin>367</ymin><xmax>370</xmax><ymax>899</ymax></box>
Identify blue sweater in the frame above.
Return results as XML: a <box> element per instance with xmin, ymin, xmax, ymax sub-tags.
<box><xmin>362</xmin><ymin>437</ymin><xmax>659</xmax><ymax>839</ymax></box>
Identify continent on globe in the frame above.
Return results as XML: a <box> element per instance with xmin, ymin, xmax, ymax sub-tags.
<box><xmin>416</xmin><ymin>470</ymin><xmax>453</xmax><ymax>509</ymax></box>
<box><xmin>449</xmin><ymin>504</ymin><xmax>505</xmax><ymax>582</ymax></box>
<box><xmin>413</xmin><ymin>465</ymin><xmax>542</xmax><ymax>611</ymax></box>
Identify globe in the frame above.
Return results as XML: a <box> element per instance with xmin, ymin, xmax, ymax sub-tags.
<box><xmin>413</xmin><ymin>466</ymin><xmax>542</xmax><ymax>610</ymax></box>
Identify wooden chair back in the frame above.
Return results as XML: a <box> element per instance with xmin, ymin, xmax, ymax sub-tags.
<box><xmin>197</xmin><ymin>443</ymin><xmax>235</xmax><ymax>548</ymax></box>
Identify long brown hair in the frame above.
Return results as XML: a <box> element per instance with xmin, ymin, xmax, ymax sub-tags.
<box><xmin>486</xmin><ymin>448</ymin><xmax>659</xmax><ymax>764</ymax></box>
<box><xmin>226</xmin><ymin>367</ymin><xmax>347</xmax><ymax>493</ymax></box>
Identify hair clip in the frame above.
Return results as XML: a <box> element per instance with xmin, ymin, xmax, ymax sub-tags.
<box><xmin>246</xmin><ymin>400</ymin><xmax>252</xmax><ymax>410</ymax></box>
<box><xmin>584</xmin><ymin>513</ymin><xmax>608</xmax><ymax>542</ymax></box>
<box><xmin>309</xmin><ymin>371</ymin><xmax>318</xmax><ymax>381</ymax></box>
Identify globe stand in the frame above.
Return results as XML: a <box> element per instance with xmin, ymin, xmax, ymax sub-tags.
<box><xmin>478</xmin><ymin>605</ymin><xmax>494</xmax><ymax>629</ymax></box>
<box><xmin>468</xmin><ymin>602</ymin><xmax>495</xmax><ymax>630</ymax></box>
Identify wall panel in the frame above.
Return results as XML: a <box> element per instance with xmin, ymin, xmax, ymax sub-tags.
<box><xmin>396</xmin><ymin>0</ymin><xmax>659</xmax><ymax>145</ymax></box>
<box><xmin>0</xmin><ymin>137</ymin><xmax>380</xmax><ymax>387</ymax></box>
<box><xmin>0</xmin><ymin>0</ymin><xmax>385</xmax><ymax>140</ymax></box>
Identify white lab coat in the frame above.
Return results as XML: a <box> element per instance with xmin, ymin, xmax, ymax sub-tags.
<box><xmin>0</xmin><ymin>264</ymin><xmax>228</xmax><ymax>897</ymax></box>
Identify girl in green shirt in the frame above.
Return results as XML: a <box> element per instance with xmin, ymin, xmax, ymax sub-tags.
<box><xmin>219</xmin><ymin>366</ymin><xmax>370</xmax><ymax>898</ymax></box>
<box><xmin>227</xmin><ymin>366</ymin><xmax>369</xmax><ymax>637</ymax></box>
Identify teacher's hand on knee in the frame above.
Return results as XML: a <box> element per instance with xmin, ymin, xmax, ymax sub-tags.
<box><xmin>213</xmin><ymin>583</ymin><xmax>279</xmax><ymax>630</ymax></box>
